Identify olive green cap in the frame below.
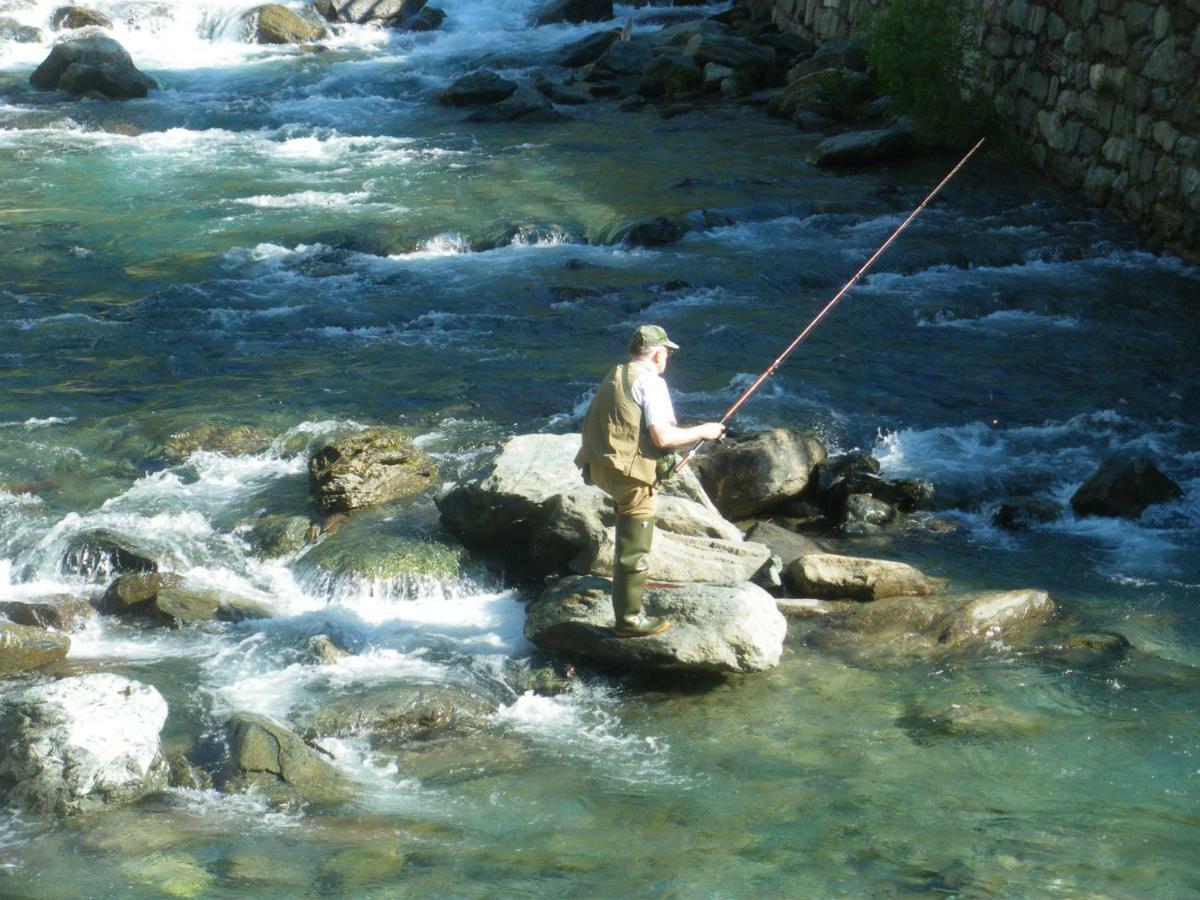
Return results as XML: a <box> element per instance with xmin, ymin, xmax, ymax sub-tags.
<box><xmin>630</xmin><ymin>324</ymin><xmax>680</xmax><ymax>353</ymax></box>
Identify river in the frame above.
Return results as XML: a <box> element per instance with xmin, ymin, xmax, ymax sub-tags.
<box><xmin>2</xmin><ymin>0</ymin><xmax>1199</xmax><ymax>895</ymax></box>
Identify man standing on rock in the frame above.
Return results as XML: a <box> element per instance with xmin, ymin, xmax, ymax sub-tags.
<box><xmin>574</xmin><ymin>325</ymin><xmax>726</xmax><ymax>638</ymax></box>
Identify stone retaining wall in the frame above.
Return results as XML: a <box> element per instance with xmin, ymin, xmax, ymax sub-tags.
<box><xmin>749</xmin><ymin>0</ymin><xmax>1200</xmax><ymax>258</ymax></box>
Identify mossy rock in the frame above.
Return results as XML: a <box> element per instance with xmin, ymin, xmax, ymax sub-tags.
<box><xmin>302</xmin><ymin>533</ymin><xmax>467</xmax><ymax>583</ymax></box>
<box><xmin>242</xmin><ymin>514</ymin><xmax>316</xmax><ymax>558</ymax></box>
<box><xmin>119</xmin><ymin>852</ymin><xmax>212</xmax><ymax>899</ymax></box>
<box><xmin>163</xmin><ymin>424</ymin><xmax>273</xmax><ymax>463</ymax></box>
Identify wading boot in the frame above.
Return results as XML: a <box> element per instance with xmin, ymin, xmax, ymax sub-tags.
<box><xmin>612</xmin><ymin>515</ymin><xmax>671</xmax><ymax>638</ymax></box>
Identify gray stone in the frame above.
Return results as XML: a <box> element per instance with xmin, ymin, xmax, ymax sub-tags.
<box><xmin>683</xmin><ymin>33</ymin><xmax>775</xmax><ymax>77</ymax></box>
<box><xmin>1152</xmin><ymin>6</ymin><xmax>1171</xmax><ymax>41</ymax></box>
<box><xmin>843</xmin><ymin>494</ymin><xmax>896</xmax><ymax>529</ymax></box>
<box><xmin>653</xmin><ymin>20</ymin><xmax>727</xmax><ymax>50</ymax></box>
<box><xmin>1143</xmin><ymin>38</ymin><xmax>1176</xmax><ymax>81</ymax></box>
<box><xmin>526</xmin><ymin>575</ymin><xmax>786</xmax><ymax>673</ymax></box>
<box><xmin>1155</xmin><ymin>156</ymin><xmax>1179</xmax><ymax>192</ymax></box>
<box><xmin>1152</xmin><ymin>119</ymin><xmax>1179</xmax><ymax>151</ymax></box>
<box><xmin>30</xmin><ymin>34</ymin><xmax>156</xmax><ymax>99</ymax></box>
<box><xmin>1006</xmin><ymin>0</ymin><xmax>1029</xmax><ymax>30</ymax></box>
<box><xmin>783</xmin><ymin>553</ymin><xmax>937</xmax><ymax>602</ymax></box>
<box><xmin>308</xmin><ymin>427</ymin><xmax>438</xmax><ymax>514</ymax></box>
<box><xmin>1064</xmin><ymin>30</ymin><xmax>1084</xmax><ymax>54</ymax></box>
<box><xmin>242</xmin><ymin>4</ymin><xmax>326</xmax><ymax>43</ymax></box>
<box><xmin>636</xmin><ymin>54</ymin><xmax>701</xmax><ymax>99</ymax></box>
<box><xmin>294</xmin><ymin>681</ymin><xmax>497</xmax><ymax>744</ymax></box>
<box><xmin>539</xmin><ymin>82</ymin><xmax>593</xmax><ymax>105</ymax></box>
<box><xmin>694</xmin><ymin>428</ymin><xmax>826</xmax><ymax>519</ymax></box>
<box><xmin>1070</xmin><ymin>456</ymin><xmax>1183</xmax><ymax>518</ymax></box>
<box><xmin>438</xmin><ymin>70</ymin><xmax>518</xmax><ymax>107</ymax></box>
<box><xmin>808</xmin><ymin>120</ymin><xmax>914</xmax><ymax>166</ymax></box>
<box><xmin>742</xmin><ymin>521</ymin><xmax>828</xmax><ymax>567</ymax></box>
<box><xmin>1078</xmin><ymin>126</ymin><xmax>1104</xmax><ymax>156</ymax></box>
<box><xmin>224</xmin><ymin>713</ymin><xmax>355</xmax><ymax>806</ymax></box>
<box><xmin>0</xmin><ymin>622</ymin><xmax>71</xmax><ymax>674</ymax></box>
<box><xmin>1101</xmin><ymin>135</ymin><xmax>1133</xmax><ymax>165</ymax></box>
<box><xmin>102</xmin><ymin>571</ymin><xmax>183</xmax><ymax>611</ymax></box>
<box><xmin>0</xmin><ymin>674</ymin><xmax>168</xmax><ymax>814</ymax></box>
<box><xmin>533</xmin><ymin>0</ymin><xmax>612</xmax><ymax>27</ymax></box>
<box><xmin>1100</xmin><ymin>15</ymin><xmax>1127</xmax><ymax>55</ymax></box>
<box><xmin>993</xmin><ymin>497</ymin><xmax>1061</xmax><ymax>530</ymax></box>
<box><xmin>465</xmin><ymin>87</ymin><xmax>559</xmax><ymax>123</ymax></box>
<box><xmin>587</xmin><ymin>39</ymin><xmax>656</xmax><ymax>84</ymax></box>
<box><xmin>1047</xmin><ymin>13</ymin><xmax>1067</xmax><ymax>41</ymax></box>
<box><xmin>392</xmin><ymin>5</ymin><xmax>443</xmax><ymax>31</ymax></box>
<box><xmin>1122</xmin><ymin>2</ymin><xmax>1155</xmax><ymax>36</ymax></box>
<box><xmin>1083</xmin><ymin>163</ymin><xmax>1116</xmax><ymax>202</ymax></box>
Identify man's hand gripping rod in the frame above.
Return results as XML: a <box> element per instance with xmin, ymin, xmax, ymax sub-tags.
<box><xmin>668</xmin><ymin>138</ymin><xmax>985</xmax><ymax>478</ymax></box>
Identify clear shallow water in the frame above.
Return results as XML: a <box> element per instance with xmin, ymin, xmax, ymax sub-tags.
<box><xmin>2</xmin><ymin>0</ymin><xmax>1200</xmax><ymax>895</ymax></box>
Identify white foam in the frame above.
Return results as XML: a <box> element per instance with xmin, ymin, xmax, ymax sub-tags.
<box><xmin>917</xmin><ymin>309</ymin><xmax>1083</xmax><ymax>331</ymax></box>
<box><xmin>230</xmin><ymin>190</ymin><xmax>373</xmax><ymax>209</ymax></box>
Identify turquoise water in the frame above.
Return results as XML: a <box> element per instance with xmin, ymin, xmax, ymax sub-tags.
<box><xmin>2</xmin><ymin>0</ymin><xmax>1200</xmax><ymax>895</ymax></box>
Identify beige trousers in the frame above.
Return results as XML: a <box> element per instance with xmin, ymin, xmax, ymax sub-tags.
<box><xmin>588</xmin><ymin>463</ymin><xmax>657</xmax><ymax>518</ymax></box>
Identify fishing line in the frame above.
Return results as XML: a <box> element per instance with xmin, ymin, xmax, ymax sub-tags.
<box><xmin>674</xmin><ymin>138</ymin><xmax>986</xmax><ymax>476</ymax></box>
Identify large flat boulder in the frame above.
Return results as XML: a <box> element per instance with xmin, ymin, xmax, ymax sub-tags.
<box><xmin>308</xmin><ymin>427</ymin><xmax>438</xmax><ymax>514</ymax></box>
<box><xmin>809</xmin><ymin>121</ymin><xmax>914</xmax><ymax>166</ymax></box>
<box><xmin>526</xmin><ymin>575</ymin><xmax>786</xmax><ymax>673</ymax></box>
<box><xmin>0</xmin><ymin>674</ymin><xmax>168</xmax><ymax>814</ymax></box>
<box><xmin>1069</xmin><ymin>456</ymin><xmax>1182</xmax><ymax>519</ymax></box>
<box><xmin>439</xmin><ymin>433</ymin><xmax>766</xmax><ymax>583</ymax></box>
<box><xmin>30</xmin><ymin>34</ymin><xmax>156</xmax><ymax>99</ymax></box>
<box><xmin>0</xmin><ymin>622</ymin><xmax>71</xmax><ymax>674</ymax></box>
<box><xmin>783</xmin><ymin>553</ymin><xmax>937</xmax><ymax>601</ymax></box>
<box><xmin>694</xmin><ymin>428</ymin><xmax>827</xmax><ymax>519</ymax></box>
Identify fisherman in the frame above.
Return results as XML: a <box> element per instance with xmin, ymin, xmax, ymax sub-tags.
<box><xmin>574</xmin><ymin>325</ymin><xmax>726</xmax><ymax>637</ymax></box>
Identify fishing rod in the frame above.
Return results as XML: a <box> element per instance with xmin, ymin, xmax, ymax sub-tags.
<box><xmin>672</xmin><ymin>137</ymin><xmax>986</xmax><ymax>477</ymax></box>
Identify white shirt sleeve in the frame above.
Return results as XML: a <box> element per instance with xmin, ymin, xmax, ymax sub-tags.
<box><xmin>631</xmin><ymin>368</ymin><xmax>676</xmax><ymax>429</ymax></box>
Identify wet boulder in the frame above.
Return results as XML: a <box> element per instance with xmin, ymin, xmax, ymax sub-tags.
<box><xmin>533</xmin><ymin>0</ymin><xmax>612</xmax><ymax>27</ymax></box>
<box><xmin>653</xmin><ymin>20</ymin><xmax>727</xmax><ymax>50</ymax></box>
<box><xmin>1069</xmin><ymin>456</ymin><xmax>1182</xmax><ymax>519</ymax></box>
<box><xmin>465</xmin><ymin>87</ymin><xmax>568</xmax><ymax>123</ymax></box>
<box><xmin>809</xmin><ymin>119</ymin><xmax>914</xmax><ymax>166</ymax></box>
<box><xmin>585</xmin><ymin>39</ymin><xmax>656</xmax><ymax>85</ymax></box>
<box><xmin>223</xmin><ymin>713</ymin><xmax>355</xmax><ymax>806</ymax></box>
<box><xmin>241</xmin><ymin>4</ymin><xmax>327</xmax><ymax>44</ymax></box>
<box><xmin>526</xmin><ymin>575</ymin><xmax>786</xmax><ymax>673</ymax></box>
<box><xmin>102</xmin><ymin>571</ymin><xmax>183</xmax><ymax>612</ymax></box>
<box><xmin>603</xmin><ymin>215</ymin><xmax>691</xmax><ymax>247</ymax></box>
<box><xmin>694</xmin><ymin>428</ymin><xmax>827</xmax><ymax>519</ymax></box>
<box><xmin>30</xmin><ymin>34</ymin><xmax>156</xmax><ymax>99</ymax></box>
<box><xmin>294</xmin><ymin>681</ymin><xmax>497</xmax><ymax>746</ymax></box>
<box><xmin>241</xmin><ymin>513</ymin><xmax>315</xmax><ymax>558</ymax></box>
<box><xmin>438</xmin><ymin>69</ymin><xmax>519</xmax><ymax>107</ymax></box>
<box><xmin>306</xmin><ymin>634</ymin><xmax>351</xmax><ymax>665</ymax></box>
<box><xmin>556</xmin><ymin>29</ymin><xmax>619</xmax><ymax>68</ymax></box>
<box><xmin>315</xmin><ymin>0</ymin><xmax>418</xmax><ymax>23</ymax></box>
<box><xmin>0</xmin><ymin>596</ymin><xmax>93</xmax><ymax>632</ymax></box>
<box><xmin>50</xmin><ymin>5</ymin><xmax>112</xmax><ymax>30</ymax></box>
<box><xmin>0</xmin><ymin>674</ymin><xmax>169</xmax><ymax>814</ymax></box>
<box><xmin>298</xmin><ymin>524</ymin><xmax>467</xmax><ymax>592</ymax></box>
<box><xmin>308</xmin><ymin>426</ymin><xmax>439</xmax><ymax>514</ymax></box>
<box><xmin>783</xmin><ymin>552</ymin><xmax>937</xmax><ymax>601</ymax></box>
<box><xmin>0</xmin><ymin>622</ymin><xmax>71</xmax><ymax>674</ymax></box>
<box><xmin>151</xmin><ymin>585</ymin><xmax>273</xmax><ymax>627</ymax></box>
<box><xmin>389</xmin><ymin>4</ymin><xmax>443</xmax><ymax>31</ymax></box>
<box><xmin>162</xmin><ymin>423</ymin><xmax>273</xmax><ymax>462</ymax></box>
<box><xmin>742</xmin><ymin>520</ymin><xmax>829</xmax><ymax>566</ymax></box>
<box><xmin>841</xmin><ymin>493</ymin><xmax>896</xmax><ymax>533</ymax></box>
<box><xmin>1</xmin><ymin>17</ymin><xmax>42</xmax><ymax>42</ymax></box>
<box><xmin>63</xmin><ymin>528</ymin><xmax>157</xmax><ymax>579</ymax></box>
<box><xmin>993</xmin><ymin>496</ymin><xmax>1061</xmax><ymax>531</ymax></box>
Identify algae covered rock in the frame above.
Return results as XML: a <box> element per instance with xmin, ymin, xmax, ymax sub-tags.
<box><xmin>308</xmin><ymin>426</ymin><xmax>439</xmax><ymax>514</ymax></box>
<box><xmin>224</xmin><ymin>713</ymin><xmax>355</xmax><ymax>806</ymax></box>
<box><xmin>526</xmin><ymin>575</ymin><xmax>786</xmax><ymax>673</ymax></box>
<box><xmin>242</xmin><ymin>4</ymin><xmax>327</xmax><ymax>44</ymax></box>
<box><xmin>0</xmin><ymin>621</ymin><xmax>71</xmax><ymax>674</ymax></box>
<box><xmin>162</xmin><ymin>423</ymin><xmax>273</xmax><ymax>462</ymax></box>
<box><xmin>0</xmin><ymin>674</ymin><xmax>169</xmax><ymax>814</ymax></box>
<box><xmin>300</xmin><ymin>527</ymin><xmax>467</xmax><ymax>589</ymax></box>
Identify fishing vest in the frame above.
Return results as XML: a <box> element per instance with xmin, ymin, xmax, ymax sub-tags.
<box><xmin>575</xmin><ymin>362</ymin><xmax>662</xmax><ymax>486</ymax></box>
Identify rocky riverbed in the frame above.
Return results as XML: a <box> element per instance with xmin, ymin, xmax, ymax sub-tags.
<box><xmin>2</xmin><ymin>0</ymin><xmax>1199</xmax><ymax>896</ymax></box>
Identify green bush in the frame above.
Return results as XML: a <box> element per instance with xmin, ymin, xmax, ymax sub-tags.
<box><xmin>863</xmin><ymin>0</ymin><xmax>989</xmax><ymax>147</ymax></box>
<box><xmin>817</xmin><ymin>68</ymin><xmax>876</xmax><ymax>121</ymax></box>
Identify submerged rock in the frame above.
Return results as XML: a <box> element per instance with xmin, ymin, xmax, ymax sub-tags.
<box><xmin>0</xmin><ymin>595</ymin><xmax>93</xmax><ymax>632</ymax></box>
<box><xmin>224</xmin><ymin>713</ymin><xmax>355</xmax><ymax>806</ymax></box>
<box><xmin>0</xmin><ymin>622</ymin><xmax>71</xmax><ymax>674</ymax></box>
<box><xmin>809</xmin><ymin>120</ymin><xmax>914</xmax><ymax>167</ymax></box>
<box><xmin>241</xmin><ymin>513</ymin><xmax>315</xmax><ymax>558</ymax></box>
<box><xmin>533</xmin><ymin>0</ymin><xmax>612</xmax><ymax>27</ymax></box>
<box><xmin>120</xmin><ymin>853</ymin><xmax>212</xmax><ymax>898</ymax></box>
<box><xmin>993</xmin><ymin>496</ymin><xmax>1061</xmax><ymax>531</ymax></box>
<box><xmin>30</xmin><ymin>34</ymin><xmax>156</xmax><ymax>99</ymax></box>
<box><xmin>527</xmin><ymin>575</ymin><xmax>786</xmax><ymax>673</ymax></box>
<box><xmin>295</xmin><ymin>681</ymin><xmax>497</xmax><ymax>746</ymax></box>
<box><xmin>308</xmin><ymin>427</ymin><xmax>439</xmax><ymax>514</ymax></box>
<box><xmin>783</xmin><ymin>553</ymin><xmax>937</xmax><ymax>601</ymax></box>
<box><xmin>1069</xmin><ymin>456</ymin><xmax>1182</xmax><ymax>519</ymax></box>
<box><xmin>603</xmin><ymin>215</ymin><xmax>691</xmax><ymax>247</ymax></box>
<box><xmin>163</xmin><ymin>423</ymin><xmax>273</xmax><ymax>462</ymax></box>
<box><xmin>438</xmin><ymin>69</ymin><xmax>519</xmax><ymax>107</ymax></box>
<box><xmin>307</xmin><ymin>634</ymin><xmax>351</xmax><ymax>665</ymax></box>
<box><xmin>695</xmin><ymin>428</ymin><xmax>827</xmax><ymax>519</ymax></box>
<box><xmin>0</xmin><ymin>674</ymin><xmax>169</xmax><ymax>814</ymax></box>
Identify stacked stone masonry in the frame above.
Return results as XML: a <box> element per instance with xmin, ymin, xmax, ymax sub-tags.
<box><xmin>749</xmin><ymin>0</ymin><xmax>1200</xmax><ymax>257</ymax></box>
